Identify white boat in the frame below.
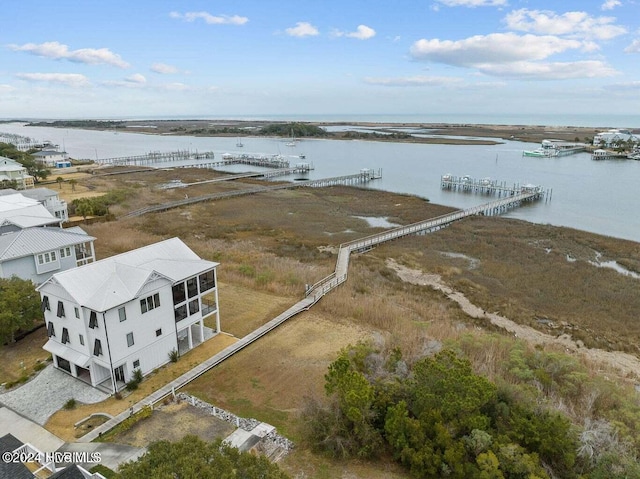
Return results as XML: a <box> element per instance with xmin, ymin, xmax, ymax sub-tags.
<box><xmin>285</xmin><ymin>129</ymin><xmax>297</xmax><ymax>147</ymax></box>
<box><xmin>236</xmin><ymin>138</ymin><xmax>244</xmax><ymax>147</ymax></box>
<box><xmin>299</xmin><ymin>153</ymin><xmax>306</xmax><ymax>159</ymax></box>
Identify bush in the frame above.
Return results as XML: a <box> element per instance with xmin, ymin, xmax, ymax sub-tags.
<box><xmin>169</xmin><ymin>349</ymin><xmax>179</xmax><ymax>363</ymax></box>
<box><xmin>64</xmin><ymin>398</ymin><xmax>77</xmax><ymax>410</ymax></box>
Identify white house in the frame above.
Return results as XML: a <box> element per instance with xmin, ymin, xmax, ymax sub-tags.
<box><xmin>32</xmin><ymin>148</ymin><xmax>70</xmax><ymax>168</ymax></box>
<box><xmin>0</xmin><ymin>187</ymin><xmax>68</xmax><ymax>222</ymax></box>
<box><xmin>593</xmin><ymin>129</ymin><xmax>640</xmax><ymax>147</ymax></box>
<box><xmin>37</xmin><ymin>238</ymin><xmax>220</xmax><ymax>394</ymax></box>
<box><xmin>0</xmin><ymin>193</ymin><xmax>62</xmax><ymax>234</ymax></box>
<box><xmin>0</xmin><ymin>156</ymin><xmax>34</xmax><ymax>190</ymax></box>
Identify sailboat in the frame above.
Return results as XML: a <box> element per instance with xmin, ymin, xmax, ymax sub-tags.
<box><xmin>236</xmin><ymin>138</ymin><xmax>244</xmax><ymax>147</ymax></box>
<box><xmin>285</xmin><ymin>129</ymin><xmax>296</xmax><ymax>147</ymax></box>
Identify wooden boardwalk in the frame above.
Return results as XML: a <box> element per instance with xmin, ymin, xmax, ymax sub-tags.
<box><xmin>122</xmin><ymin>170</ymin><xmax>382</xmax><ymax>218</ymax></box>
<box><xmin>78</xmin><ymin>188</ymin><xmax>542</xmax><ymax>443</ymax></box>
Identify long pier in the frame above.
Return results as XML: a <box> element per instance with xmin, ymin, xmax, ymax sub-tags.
<box><xmin>159</xmin><ymin>164</ymin><xmax>315</xmax><ymax>189</ymax></box>
<box><xmin>306</xmin><ymin>190</ymin><xmax>541</xmax><ymax>301</ymax></box>
<box><xmin>95</xmin><ymin>151</ymin><xmax>294</xmax><ymax>169</ymax></box>
<box><xmin>122</xmin><ymin>169</ymin><xmax>382</xmax><ymax>218</ymax></box>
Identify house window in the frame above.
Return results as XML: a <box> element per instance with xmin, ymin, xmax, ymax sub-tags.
<box><xmin>187</xmin><ymin>278</ymin><xmax>198</xmax><ymax>298</ymax></box>
<box><xmin>56</xmin><ymin>301</ymin><xmax>65</xmax><ymax>318</ymax></box>
<box><xmin>133</xmin><ymin>359</ymin><xmax>140</xmax><ymax>369</ymax></box>
<box><xmin>59</xmin><ymin>247</ymin><xmax>72</xmax><ymax>258</ymax></box>
<box><xmin>199</xmin><ymin>270</ymin><xmax>215</xmax><ymax>292</ymax></box>
<box><xmin>118</xmin><ymin>307</ymin><xmax>127</xmax><ymax>322</ymax></box>
<box><xmin>93</xmin><ymin>339</ymin><xmax>103</xmax><ymax>356</ymax></box>
<box><xmin>89</xmin><ymin>311</ymin><xmax>98</xmax><ymax>329</ymax></box>
<box><xmin>126</xmin><ymin>332</ymin><xmax>134</xmax><ymax>347</ymax></box>
<box><xmin>140</xmin><ymin>293</ymin><xmax>160</xmax><ymax>314</ymax></box>
<box><xmin>37</xmin><ymin>251</ymin><xmax>57</xmax><ymax>265</ymax></box>
<box><xmin>79</xmin><ymin>334</ymin><xmax>84</xmax><ymax>346</ymax></box>
<box><xmin>74</xmin><ymin>307</ymin><xmax>80</xmax><ymax>319</ymax></box>
<box><xmin>174</xmin><ymin>305</ymin><xmax>187</xmax><ymax>323</ymax></box>
<box><xmin>61</xmin><ymin>328</ymin><xmax>70</xmax><ymax>344</ymax></box>
<box><xmin>189</xmin><ymin>299</ymin><xmax>200</xmax><ymax>316</ymax></box>
<box><xmin>41</xmin><ymin>296</ymin><xmax>50</xmax><ymax>312</ymax></box>
<box><xmin>155</xmin><ymin>328</ymin><xmax>162</xmax><ymax>337</ymax></box>
<box><xmin>47</xmin><ymin>321</ymin><xmax>55</xmax><ymax>338</ymax></box>
<box><xmin>172</xmin><ymin>282</ymin><xmax>186</xmax><ymax>305</ymax></box>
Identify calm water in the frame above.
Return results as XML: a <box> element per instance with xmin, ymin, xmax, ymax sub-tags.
<box><xmin>2</xmin><ymin>122</ymin><xmax>639</xmax><ymax>243</ymax></box>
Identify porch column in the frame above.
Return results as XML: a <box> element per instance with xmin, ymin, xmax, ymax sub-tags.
<box><xmin>199</xmin><ymin>321</ymin><xmax>204</xmax><ymax>342</ymax></box>
<box><xmin>187</xmin><ymin>327</ymin><xmax>193</xmax><ymax>350</ymax></box>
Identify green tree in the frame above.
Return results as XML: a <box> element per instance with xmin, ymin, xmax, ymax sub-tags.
<box><xmin>116</xmin><ymin>435</ymin><xmax>289</xmax><ymax>479</ymax></box>
<box><xmin>56</xmin><ymin>176</ymin><xmax>64</xmax><ymax>189</ymax></box>
<box><xmin>69</xmin><ymin>178</ymin><xmax>77</xmax><ymax>191</ymax></box>
<box><xmin>0</xmin><ymin>277</ymin><xmax>41</xmax><ymax>345</ymax></box>
<box><xmin>73</xmin><ymin>198</ymin><xmax>94</xmax><ymax>221</ymax></box>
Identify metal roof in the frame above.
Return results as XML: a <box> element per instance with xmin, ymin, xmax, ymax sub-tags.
<box><xmin>0</xmin><ymin>227</ymin><xmax>95</xmax><ymax>260</ymax></box>
<box><xmin>40</xmin><ymin>238</ymin><xmax>219</xmax><ymax>312</ymax></box>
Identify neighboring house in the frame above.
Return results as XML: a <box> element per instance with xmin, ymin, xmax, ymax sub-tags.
<box><xmin>0</xmin><ymin>156</ymin><xmax>34</xmax><ymax>189</ymax></box>
<box><xmin>0</xmin><ymin>193</ymin><xmax>61</xmax><ymax>234</ymax></box>
<box><xmin>0</xmin><ymin>227</ymin><xmax>96</xmax><ymax>284</ymax></box>
<box><xmin>38</xmin><ymin>238</ymin><xmax>220</xmax><ymax>394</ymax></box>
<box><xmin>0</xmin><ymin>187</ymin><xmax>68</xmax><ymax>222</ymax></box>
<box><xmin>0</xmin><ymin>433</ymin><xmax>106</xmax><ymax>479</ymax></box>
<box><xmin>593</xmin><ymin>129</ymin><xmax>640</xmax><ymax>147</ymax></box>
<box><xmin>32</xmin><ymin>148</ymin><xmax>71</xmax><ymax>168</ymax></box>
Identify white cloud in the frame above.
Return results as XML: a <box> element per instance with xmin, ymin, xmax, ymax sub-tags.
<box><xmin>610</xmin><ymin>81</ymin><xmax>640</xmax><ymax>90</ymax></box>
<box><xmin>15</xmin><ymin>72</ymin><xmax>91</xmax><ymax>87</ymax></box>
<box><xmin>435</xmin><ymin>0</ymin><xmax>508</xmax><ymax>7</ymax></box>
<box><xmin>125</xmin><ymin>74</ymin><xmax>146</xmax><ymax>84</ymax></box>
<box><xmin>170</xmin><ymin>11</ymin><xmax>248</xmax><ymax>25</ymax></box>
<box><xmin>504</xmin><ymin>9</ymin><xmax>627</xmax><ymax>40</ymax></box>
<box><xmin>624</xmin><ymin>39</ymin><xmax>640</xmax><ymax>53</ymax></box>
<box><xmin>0</xmin><ymin>84</ymin><xmax>15</xmax><ymax>92</ymax></box>
<box><xmin>9</xmin><ymin>41</ymin><xmax>129</xmax><ymax>68</ymax></box>
<box><xmin>364</xmin><ymin>75</ymin><xmax>461</xmax><ymax>86</ymax></box>
<box><xmin>411</xmin><ymin>33</ymin><xmax>582</xmax><ymax>66</ymax></box>
<box><xmin>151</xmin><ymin>63</ymin><xmax>179</xmax><ymax>74</ymax></box>
<box><xmin>477</xmin><ymin>60</ymin><xmax>618</xmax><ymax>79</ymax></box>
<box><xmin>285</xmin><ymin>22</ymin><xmax>319</xmax><ymax>37</ymax></box>
<box><xmin>601</xmin><ymin>0</ymin><xmax>621</xmax><ymax>10</ymax></box>
<box><xmin>159</xmin><ymin>82</ymin><xmax>190</xmax><ymax>91</ymax></box>
<box><xmin>334</xmin><ymin>25</ymin><xmax>376</xmax><ymax>40</ymax></box>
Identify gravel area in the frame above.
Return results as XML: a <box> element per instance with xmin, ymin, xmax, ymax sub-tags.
<box><xmin>0</xmin><ymin>364</ymin><xmax>108</xmax><ymax>425</ymax></box>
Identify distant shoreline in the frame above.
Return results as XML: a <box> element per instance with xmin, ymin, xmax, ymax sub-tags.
<box><xmin>14</xmin><ymin>119</ymin><xmax>614</xmax><ymax>146</ymax></box>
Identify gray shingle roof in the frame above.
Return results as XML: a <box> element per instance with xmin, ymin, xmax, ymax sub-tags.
<box><xmin>0</xmin><ymin>434</ymin><xmax>34</xmax><ymax>479</ymax></box>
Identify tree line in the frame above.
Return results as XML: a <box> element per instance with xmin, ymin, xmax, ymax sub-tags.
<box><xmin>302</xmin><ymin>342</ymin><xmax>640</xmax><ymax>478</ymax></box>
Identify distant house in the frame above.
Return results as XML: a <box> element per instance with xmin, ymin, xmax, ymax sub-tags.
<box><xmin>0</xmin><ymin>227</ymin><xmax>96</xmax><ymax>284</ymax></box>
<box><xmin>593</xmin><ymin>129</ymin><xmax>640</xmax><ymax>147</ymax></box>
<box><xmin>0</xmin><ymin>156</ymin><xmax>34</xmax><ymax>189</ymax></box>
<box><xmin>37</xmin><ymin>238</ymin><xmax>220</xmax><ymax>394</ymax></box>
<box><xmin>0</xmin><ymin>193</ymin><xmax>61</xmax><ymax>234</ymax></box>
<box><xmin>0</xmin><ymin>187</ymin><xmax>68</xmax><ymax>222</ymax></box>
<box><xmin>32</xmin><ymin>148</ymin><xmax>71</xmax><ymax>168</ymax></box>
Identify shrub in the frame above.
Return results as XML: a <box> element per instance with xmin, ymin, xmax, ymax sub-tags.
<box><xmin>64</xmin><ymin>398</ymin><xmax>77</xmax><ymax>410</ymax></box>
<box><xmin>169</xmin><ymin>349</ymin><xmax>179</xmax><ymax>363</ymax></box>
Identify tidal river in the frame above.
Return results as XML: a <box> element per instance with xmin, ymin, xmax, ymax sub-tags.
<box><xmin>2</xmin><ymin>122</ymin><xmax>639</xmax><ymax>243</ymax></box>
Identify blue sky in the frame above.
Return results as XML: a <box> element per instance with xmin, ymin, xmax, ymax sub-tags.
<box><xmin>1</xmin><ymin>0</ymin><xmax>639</xmax><ymax>120</ymax></box>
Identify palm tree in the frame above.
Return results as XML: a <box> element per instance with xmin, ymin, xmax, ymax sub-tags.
<box><xmin>56</xmin><ymin>176</ymin><xmax>64</xmax><ymax>189</ymax></box>
<box><xmin>69</xmin><ymin>178</ymin><xmax>77</xmax><ymax>191</ymax></box>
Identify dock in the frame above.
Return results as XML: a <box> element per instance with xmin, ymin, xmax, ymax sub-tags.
<box><xmin>441</xmin><ymin>174</ymin><xmax>549</xmax><ymax>200</ymax></box>
<box><xmin>95</xmin><ymin>151</ymin><xmax>297</xmax><ymax>169</ymax></box>
<box><xmin>159</xmin><ymin>164</ymin><xmax>315</xmax><ymax>189</ymax></box>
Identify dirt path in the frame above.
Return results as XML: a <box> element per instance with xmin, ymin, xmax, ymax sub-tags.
<box><xmin>386</xmin><ymin>259</ymin><xmax>640</xmax><ymax>381</ymax></box>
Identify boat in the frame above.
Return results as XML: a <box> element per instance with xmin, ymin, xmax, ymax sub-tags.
<box><xmin>523</xmin><ymin>148</ymin><xmax>547</xmax><ymax>158</ymax></box>
<box><xmin>236</xmin><ymin>138</ymin><xmax>244</xmax><ymax>147</ymax></box>
<box><xmin>298</xmin><ymin>153</ymin><xmax>306</xmax><ymax>159</ymax></box>
<box><xmin>285</xmin><ymin>129</ymin><xmax>297</xmax><ymax>147</ymax></box>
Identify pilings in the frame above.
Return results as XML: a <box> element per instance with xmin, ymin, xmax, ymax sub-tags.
<box><xmin>96</xmin><ymin>150</ymin><xmax>215</xmax><ymax>166</ymax></box>
<box><xmin>441</xmin><ymin>174</ymin><xmax>549</xmax><ymax>201</ymax></box>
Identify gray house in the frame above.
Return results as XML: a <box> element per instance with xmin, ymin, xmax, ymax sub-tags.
<box><xmin>0</xmin><ymin>188</ymin><xmax>69</xmax><ymax>222</ymax></box>
<box><xmin>0</xmin><ymin>227</ymin><xmax>96</xmax><ymax>284</ymax></box>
